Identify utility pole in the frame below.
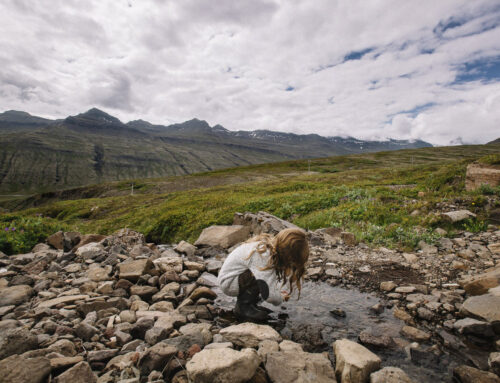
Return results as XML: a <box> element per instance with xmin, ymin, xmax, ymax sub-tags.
<box><xmin>308</xmin><ymin>160</ymin><xmax>311</xmax><ymax>173</ymax></box>
<box><xmin>131</xmin><ymin>183</ymin><xmax>134</xmax><ymax>196</ymax></box>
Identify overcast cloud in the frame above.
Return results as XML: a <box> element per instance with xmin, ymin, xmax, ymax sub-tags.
<box><xmin>1</xmin><ymin>0</ymin><xmax>499</xmax><ymax>145</ymax></box>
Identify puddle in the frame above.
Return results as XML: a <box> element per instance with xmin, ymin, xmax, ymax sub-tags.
<box><xmin>214</xmin><ymin>281</ymin><xmax>461</xmax><ymax>383</ymax></box>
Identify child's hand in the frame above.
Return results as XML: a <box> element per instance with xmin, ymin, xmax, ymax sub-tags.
<box><xmin>281</xmin><ymin>290</ymin><xmax>290</xmax><ymax>302</ymax></box>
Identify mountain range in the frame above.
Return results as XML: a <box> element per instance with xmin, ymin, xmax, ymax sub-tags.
<box><xmin>0</xmin><ymin>108</ymin><xmax>432</xmax><ymax>193</ymax></box>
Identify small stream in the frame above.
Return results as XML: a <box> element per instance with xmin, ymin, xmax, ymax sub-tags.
<box><xmin>214</xmin><ymin>281</ymin><xmax>462</xmax><ymax>383</ymax></box>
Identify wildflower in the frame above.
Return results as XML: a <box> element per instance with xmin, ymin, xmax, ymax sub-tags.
<box><xmin>4</xmin><ymin>228</ymin><xmax>8</xmax><ymax>232</ymax></box>
<box><xmin>11</xmin><ymin>227</ymin><xmax>16</xmax><ymax>231</ymax></box>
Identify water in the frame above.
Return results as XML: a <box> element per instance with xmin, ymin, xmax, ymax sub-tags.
<box><xmin>214</xmin><ymin>281</ymin><xmax>461</xmax><ymax>383</ymax></box>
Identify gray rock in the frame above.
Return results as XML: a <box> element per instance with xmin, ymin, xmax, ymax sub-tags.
<box><xmin>220</xmin><ymin>323</ymin><xmax>282</xmax><ymax>348</ymax></box>
<box><xmin>441</xmin><ymin>210</ymin><xmax>477</xmax><ymax>223</ymax></box>
<box><xmin>139</xmin><ymin>343</ymin><xmax>177</xmax><ymax>375</ymax></box>
<box><xmin>0</xmin><ymin>285</ymin><xmax>33</xmax><ymax>306</ymax></box>
<box><xmin>75</xmin><ymin>321</ymin><xmax>98</xmax><ymax>341</ymax></box>
<box><xmin>266</xmin><ymin>351</ymin><xmax>336</xmax><ymax>383</ymax></box>
<box><xmin>0</xmin><ymin>327</ymin><xmax>38</xmax><ymax>359</ymax></box>
<box><xmin>454</xmin><ymin>318</ymin><xmax>494</xmax><ymax>337</ymax></box>
<box><xmin>54</xmin><ymin>361</ymin><xmax>97</xmax><ymax>383</ymax></box>
<box><xmin>334</xmin><ymin>339</ymin><xmax>381</xmax><ymax>383</ymax></box>
<box><xmin>186</xmin><ymin>348</ymin><xmax>260</xmax><ymax>383</ymax></box>
<box><xmin>370</xmin><ymin>367</ymin><xmax>415</xmax><ymax>383</ymax></box>
<box><xmin>0</xmin><ymin>354</ymin><xmax>51</xmax><ymax>383</ymax></box>
<box><xmin>194</xmin><ymin>225</ymin><xmax>250</xmax><ymax>249</ymax></box>
<box><xmin>453</xmin><ymin>365</ymin><xmax>500</xmax><ymax>383</ymax></box>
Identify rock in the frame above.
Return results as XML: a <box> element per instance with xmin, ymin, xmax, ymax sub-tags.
<box><xmin>0</xmin><ymin>284</ymin><xmax>33</xmax><ymax>306</ymax></box>
<box><xmin>330</xmin><ymin>308</ymin><xmax>346</xmax><ymax>317</ymax></box>
<box><xmin>206</xmin><ymin>260</ymin><xmax>223</xmax><ymax>274</ymax></box>
<box><xmin>333</xmin><ymin>339</ymin><xmax>381</xmax><ymax>383</ymax></box>
<box><xmin>0</xmin><ymin>327</ymin><xmax>38</xmax><ymax>359</ymax></box>
<box><xmin>441</xmin><ymin>210</ymin><xmax>477</xmax><ymax>223</ymax></box>
<box><xmin>341</xmin><ymin>232</ymin><xmax>356</xmax><ymax>246</ymax></box>
<box><xmin>400</xmin><ymin>326</ymin><xmax>431</xmax><ymax>342</ymax></box>
<box><xmin>54</xmin><ymin>361</ymin><xmax>97</xmax><ymax>383</ymax></box>
<box><xmin>358</xmin><ymin>330</ymin><xmax>392</xmax><ymax>348</ymax></box>
<box><xmin>155</xmin><ymin>256</ymin><xmax>183</xmax><ymax>273</ymax></box>
<box><xmin>37</xmin><ymin>294</ymin><xmax>89</xmax><ymax>308</ymax></box>
<box><xmin>194</xmin><ymin>225</ymin><xmax>251</xmax><ymax>248</ymax></box>
<box><xmin>118</xmin><ymin>259</ymin><xmax>155</xmax><ymax>282</ymax></box>
<box><xmin>380</xmin><ymin>281</ymin><xmax>396</xmax><ymax>292</ymax></box>
<box><xmin>461</xmin><ymin>293</ymin><xmax>500</xmax><ymax>323</ymax></box>
<box><xmin>279</xmin><ymin>340</ymin><xmax>304</xmax><ymax>352</ymax></box>
<box><xmin>74</xmin><ymin>234</ymin><xmax>107</xmax><ymax>250</ymax></box>
<box><xmin>47</xmin><ymin>339</ymin><xmax>77</xmax><ymax>356</ymax></box>
<box><xmin>490</xmin><ymin>352</ymin><xmax>500</xmax><ymax>376</ymax></box>
<box><xmin>47</xmin><ymin>231</ymin><xmax>65</xmax><ymax>250</ymax></box>
<box><xmin>233</xmin><ymin>211</ymin><xmax>298</xmax><ymax>235</ymax></box>
<box><xmin>419</xmin><ymin>241</ymin><xmax>437</xmax><ymax>255</ymax></box>
<box><xmin>138</xmin><ymin>343</ymin><xmax>178</xmax><ymax>375</ymax></box>
<box><xmin>219</xmin><ymin>323</ymin><xmax>282</xmax><ymax>348</ymax></box>
<box><xmin>130</xmin><ymin>285</ymin><xmax>158</xmax><ymax>299</ymax></box>
<box><xmin>179</xmin><ymin>323</ymin><xmax>213</xmax><ymax>345</ymax></box>
<box><xmin>454</xmin><ymin>318</ymin><xmax>494</xmax><ymax>337</ymax></box>
<box><xmin>196</xmin><ymin>272</ymin><xmax>218</xmax><ymax>287</ymax></box>
<box><xmin>50</xmin><ymin>356</ymin><xmax>84</xmax><ymax>370</ymax></box>
<box><xmin>87</xmin><ymin>349</ymin><xmax>118</xmax><ymax>363</ymax></box>
<box><xmin>175</xmin><ymin>241</ymin><xmax>197</xmax><ymax>257</ymax></box>
<box><xmin>370</xmin><ymin>367</ymin><xmax>415</xmax><ymax>383</ymax></box>
<box><xmin>460</xmin><ymin>265</ymin><xmax>500</xmax><ymax>296</ymax></box>
<box><xmin>465</xmin><ymin>163</ymin><xmax>500</xmax><ymax>191</ymax></box>
<box><xmin>188</xmin><ymin>286</ymin><xmax>217</xmax><ymax>301</ymax></box>
<box><xmin>453</xmin><ymin>365</ymin><xmax>500</xmax><ymax>383</ymax></box>
<box><xmin>87</xmin><ymin>266</ymin><xmax>110</xmax><ymax>282</ymax></box>
<box><xmin>0</xmin><ymin>355</ymin><xmax>51</xmax><ymax>383</ymax></box>
<box><xmin>75</xmin><ymin>242</ymin><xmax>105</xmax><ymax>260</ymax></box>
<box><xmin>265</xmin><ymin>351</ymin><xmax>336</xmax><ymax>383</ymax></box>
<box><xmin>402</xmin><ymin>253</ymin><xmax>419</xmax><ymax>263</ymax></box>
<box><xmin>32</xmin><ymin>243</ymin><xmax>51</xmax><ymax>253</ymax></box>
<box><xmin>186</xmin><ymin>348</ymin><xmax>260</xmax><ymax>383</ymax></box>
<box><xmin>258</xmin><ymin>340</ymin><xmax>279</xmax><ymax>363</ymax></box>
<box><xmin>75</xmin><ymin>321</ymin><xmax>98</xmax><ymax>341</ymax></box>
<box><xmin>395</xmin><ymin>286</ymin><xmax>416</xmax><ymax>294</ymax></box>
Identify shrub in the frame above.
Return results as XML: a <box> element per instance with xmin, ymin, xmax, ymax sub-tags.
<box><xmin>0</xmin><ymin>215</ymin><xmax>65</xmax><ymax>255</ymax></box>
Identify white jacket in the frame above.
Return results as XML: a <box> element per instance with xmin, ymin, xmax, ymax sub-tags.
<box><xmin>217</xmin><ymin>241</ymin><xmax>283</xmax><ymax>306</ymax></box>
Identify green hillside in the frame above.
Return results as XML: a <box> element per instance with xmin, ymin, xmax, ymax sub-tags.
<box><xmin>0</xmin><ymin>108</ymin><xmax>431</xmax><ymax>194</ymax></box>
<box><xmin>1</xmin><ymin>143</ymin><xmax>499</xmax><ymax>255</ymax></box>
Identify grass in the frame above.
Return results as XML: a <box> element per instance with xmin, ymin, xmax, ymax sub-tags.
<box><xmin>1</xmin><ymin>144</ymin><xmax>499</xmax><ymax>254</ymax></box>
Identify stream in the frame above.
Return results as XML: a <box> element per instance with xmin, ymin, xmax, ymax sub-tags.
<box><xmin>214</xmin><ymin>281</ymin><xmax>464</xmax><ymax>383</ymax></box>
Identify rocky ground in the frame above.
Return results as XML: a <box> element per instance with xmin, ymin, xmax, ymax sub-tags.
<box><xmin>0</xmin><ymin>211</ymin><xmax>499</xmax><ymax>383</ymax></box>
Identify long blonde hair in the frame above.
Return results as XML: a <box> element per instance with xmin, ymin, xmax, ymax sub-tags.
<box><xmin>246</xmin><ymin>228</ymin><xmax>309</xmax><ymax>297</ymax></box>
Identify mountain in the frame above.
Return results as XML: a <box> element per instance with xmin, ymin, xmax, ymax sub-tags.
<box><xmin>487</xmin><ymin>138</ymin><xmax>500</xmax><ymax>145</ymax></box>
<box><xmin>0</xmin><ymin>110</ymin><xmax>54</xmax><ymax>133</ymax></box>
<box><xmin>0</xmin><ymin>108</ymin><xmax>432</xmax><ymax>193</ymax></box>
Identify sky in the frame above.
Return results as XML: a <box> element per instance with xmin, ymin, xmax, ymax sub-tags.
<box><xmin>1</xmin><ymin>0</ymin><xmax>500</xmax><ymax>145</ymax></box>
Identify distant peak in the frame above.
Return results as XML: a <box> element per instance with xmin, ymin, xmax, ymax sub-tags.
<box><xmin>3</xmin><ymin>110</ymin><xmax>31</xmax><ymax>116</ymax></box>
<box><xmin>71</xmin><ymin>108</ymin><xmax>122</xmax><ymax>124</ymax></box>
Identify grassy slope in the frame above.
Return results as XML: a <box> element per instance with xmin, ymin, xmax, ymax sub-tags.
<box><xmin>1</xmin><ymin>144</ymin><xmax>499</xmax><ymax>254</ymax></box>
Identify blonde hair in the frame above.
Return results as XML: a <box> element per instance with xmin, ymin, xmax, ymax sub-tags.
<box><xmin>246</xmin><ymin>228</ymin><xmax>309</xmax><ymax>297</ymax></box>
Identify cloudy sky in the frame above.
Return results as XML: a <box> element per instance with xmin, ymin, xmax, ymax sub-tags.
<box><xmin>1</xmin><ymin>0</ymin><xmax>500</xmax><ymax>145</ymax></box>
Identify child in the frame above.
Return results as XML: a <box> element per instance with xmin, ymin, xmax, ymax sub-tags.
<box><xmin>217</xmin><ymin>228</ymin><xmax>309</xmax><ymax>322</ymax></box>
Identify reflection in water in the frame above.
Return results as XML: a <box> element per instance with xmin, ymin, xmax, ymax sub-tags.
<box><xmin>214</xmin><ymin>281</ymin><xmax>458</xmax><ymax>383</ymax></box>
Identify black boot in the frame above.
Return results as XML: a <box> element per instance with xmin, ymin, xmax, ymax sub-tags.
<box><xmin>234</xmin><ymin>271</ymin><xmax>269</xmax><ymax>322</ymax></box>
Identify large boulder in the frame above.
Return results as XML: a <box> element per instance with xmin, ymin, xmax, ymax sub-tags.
<box><xmin>118</xmin><ymin>259</ymin><xmax>155</xmax><ymax>282</ymax></box>
<box><xmin>333</xmin><ymin>339</ymin><xmax>381</xmax><ymax>383</ymax></box>
<box><xmin>461</xmin><ymin>293</ymin><xmax>500</xmax><ymax>324</ymax></box>
<box><xmin>265</xmin><ymin>351</ymin><xmax>337</xmax><ymax>383</ymax></box>
<box><xmin>219</xmin><ymin>322</ymin><xmax>282</xmax><ymax>348</ymax></box>
<box><xmin>465</xmin><ymin>163</ymin><xmax>500</xmax><ymax>191</ymax></box>
<box><xmin>0</xmin><ymin>285</ymin><xmax>33</xmax><ymax>306</ymax></box>
<box><xmin>441</xmin><ymin>210</ymin><xmax>476</xmax><ymax>223</ymax></box>
<box><xmin>194</xmin><ymin>225</ymin><xmax>250</xmax><ymax>248</ymax></box>
<box><xmin>0</xmin><ymin>355</ymin><xmax>51</xmax><ymax>383</ymax></box>
<box><xmin>370</xmin><ymin>367</ymin><xmax>415</xmax><ymax>383</ymax></box>
<box><xmin>0</xmin><ymin>327</ymin><xmax>38</xmax><ymax>359</ymax></box>
<box><xmin>75</xmin><ymin>242</ymin><xmax>105</xmax><ymax>260</ymax></box>
<box><xmin>233</xmin><ymin>211</ymin><xmax>298</xmax><ymax>235</ymax></box>
<box><xmin>186</xmin><ymin>348</ymin><xmax>260</xmax><ymax>383</ymax></box>
<box><xmin>460</xmin><ymin>266</ymin><xmax>500</xmax><ymax>296</ymax></box>
<box><xmin>453</xmin><ymin>365</ymin><xmax>500</xmax><ymax>383</ymax></box>
<box><xmin>53</xmin><ymin>361</ymin><xmax>97</xmax><ymax>383</ymax></box>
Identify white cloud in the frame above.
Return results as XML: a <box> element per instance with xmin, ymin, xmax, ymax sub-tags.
<box><xmin>0</xmin><ymin>0</ymin><xmax>499</xmax><ymax>145</ymax></box>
